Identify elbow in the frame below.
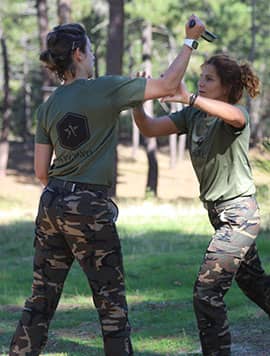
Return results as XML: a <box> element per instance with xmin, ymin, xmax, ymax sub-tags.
<box><xmin>143</xmin><ymin>131</ymin><xmax>154</xmax><ymax>138</ymax></box>
<box><xmin>161</xmin><ymin>79</ymin><xmax>178</xmax><ymax>97</ymax></box>
<box><xmin>138</xmin><ymin>127</ymin><xmax>153</xmax><ymax>138</ymax></box>
<box><xmin>137</xmin><ymin>124</ymin><xmax>156</xmax><ymax>137</ymax></box>
<box><xmin>232</xmin><ymin>114</ymin><xmax>246</xmax><ymax>129</ymax></box>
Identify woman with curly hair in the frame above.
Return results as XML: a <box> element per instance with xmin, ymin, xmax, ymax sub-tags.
<box><xmin>133</xmin><ymin>54</ymin><xmax>269</xmax><ymax>356</ymax></box>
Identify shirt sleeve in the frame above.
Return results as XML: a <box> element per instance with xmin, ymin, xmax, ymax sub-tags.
<box><xmin>168</xmin><ymin>106</ymin><xmax>191</xmax><ymax>134</ymax></box>
<box><xmin>34</xmin><ymin>106</ymin><xmax>52</xmax><ymax>144</ymax></box>
<box><xmin>108</xmin><ymin>76</ymin><xmax>147</xmax><ymax>111</ymax></box>
<box><xmin>224</xmin><ymin>104</ymin><xmax>250</xmax><ymax>136</ymax></box>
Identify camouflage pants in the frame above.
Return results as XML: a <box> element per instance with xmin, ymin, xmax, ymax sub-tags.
<box><xmin>193</xmin><ymin>196</ymin><xmax>270</xmax><ymax>356</ymax></box>
<box><xmin>9</xmin><ymin>178</ymin><xmax>133</xmax><ymax>356</ymax></box>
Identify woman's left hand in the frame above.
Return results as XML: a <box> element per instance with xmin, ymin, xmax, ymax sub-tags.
<box><xmin>161</xmin><ymin>81</ymin><xmax>190</xmax><ymax>104</ymax></box>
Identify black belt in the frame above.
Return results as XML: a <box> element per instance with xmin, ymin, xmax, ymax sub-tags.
<box><xmin>204</xmin><ymin>195</ymin><xmax>253</xmax><ymax>210</ymax></box>
<box><xmin>48</xmin><ymin>177</ymin><xmax>108</xmax><ymax>195</ymax></box>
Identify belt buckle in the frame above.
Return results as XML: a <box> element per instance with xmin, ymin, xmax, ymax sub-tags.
<box><xmin>71</xmin><ymin>183</ymin><xmax>76</xmax><ymax>192</ymax></box>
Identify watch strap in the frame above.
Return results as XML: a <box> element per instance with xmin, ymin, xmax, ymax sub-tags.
<box><xmin>184</xmin><ymin>38</ymin><xmax>199</xmax><ymax>50</ymax></box>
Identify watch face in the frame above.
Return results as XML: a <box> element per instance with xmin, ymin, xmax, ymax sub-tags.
<box><xmin>192</xmin><ymin>41</ymin><xmax>199</xmax><ymax>49</ymax></box>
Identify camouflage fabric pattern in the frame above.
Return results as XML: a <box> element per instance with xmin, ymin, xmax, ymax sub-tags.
<box><xmin>193</xmin><ymin>196</ymin><xmax>267</xmax><ymax>356</ymax></box>
<box><xmin>9</xmin><ymin>180</ymin><xmax>133</xmax><ymax>356</ymax></box>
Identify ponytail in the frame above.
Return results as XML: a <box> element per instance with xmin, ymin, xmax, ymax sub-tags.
<box><xmin>240</xmin><ymin>62</ymin><xmax>260</xmax><ymax>98</ymax></box>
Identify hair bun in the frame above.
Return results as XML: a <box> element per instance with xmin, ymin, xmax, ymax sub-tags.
<box><xmin>39</xmin><ymin>49</ymin><xmax>57</xmax><ymax>70</ymax></box>
<box><xmin>47</xmin><ymin>31</ymin><xmax>58</xmax><ymax>46</ymax></box>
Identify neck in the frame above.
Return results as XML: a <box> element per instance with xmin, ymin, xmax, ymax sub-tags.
<box><xmin>64</xmin><ymin>69</ymin><xmax>90</xmax><ymax>85</ymax></box>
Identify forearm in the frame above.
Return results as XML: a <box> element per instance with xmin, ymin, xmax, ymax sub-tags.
<box><xmin>132</xmin><ymin>105</ymin><xmax>178</xmax><ymax>137</ymax></box>
<box><xmin>38</xmin><ymin>176</ymin><xmax>49</xmax><ymax>186</ymax></box>
<box><xmin>193</xmin><ymin>96</ymin><xmax>245</xmax><ymax>127</ymax></box>
<box><xmin>161</xmin><ymin>45</ymin><xmax>193</xmax><ymax>95</ymax></box>
<box><xmin>144</xmin><ymin>15</ymin><xmax>205</xmax><ymax>100</ymax></box>
<box><xmin>34</xmin><ymin>143</ymin><xmax>53</xmax><ymax>186</ymax></box>
<box><xmin>132</xmin><ymin>106</ymin><xmax>154</xmax><ymax>137</ymax></box>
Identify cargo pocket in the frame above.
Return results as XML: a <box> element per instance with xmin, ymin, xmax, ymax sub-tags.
<box><xmin>35</xmin><ymin>186</ymin><xmax>56</xmax><ymax>226</ymax></box>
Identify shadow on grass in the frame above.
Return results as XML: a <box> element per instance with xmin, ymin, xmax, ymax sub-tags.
<box><xmin>3</xmin><ymin>307</ymin><xmax>270</xmax><ymax>355</ymax></box>
<box><xmin>1</xmin><ymin>218</ymin><xmax>270</xmax><ymax>355</ymax></box>
<box><xmin>0</xmin><ymin>328</ymin><xmax>190</xmax><ymax>356</ymax></box>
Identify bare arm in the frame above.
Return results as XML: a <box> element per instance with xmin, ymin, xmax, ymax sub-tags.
<box><xmin>163</xmin><ymin>82</ymin><xmax>246</xmax><ymax>128</ymax></box>
<box><xmin>132</xmin><ymin>105</ymin><xmax>179</xmax><ymax>137</ymax></box>
<box><xmin>34</xmin><ymin>143</ymin><xmax>53</xmax><ymax>186</ymax></box>
<box><xmin>192</xmin><ymin>96</ymin><xmax>245</xmax><ymax>128</ymax></box>
<box><xmin>143</xmin><ymin>15</ymin><xmax>205</xmax><ymax>100</ymax></box>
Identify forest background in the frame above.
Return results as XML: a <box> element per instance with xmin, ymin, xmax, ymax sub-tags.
<box><xmin>1</xmin><ymin>0</ymin><xmax>270</xmax><ymax>196</ymax></box>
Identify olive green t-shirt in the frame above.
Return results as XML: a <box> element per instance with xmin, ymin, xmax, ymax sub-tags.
<box><xmin>35</xmin><ymin>76</ymin><xmax>146</xmax><ymax>186</ymax></box>
<box><xmin>169</xmin><ymin>105</ymin><xmax>255</xmax><ymax>202</ymax></box>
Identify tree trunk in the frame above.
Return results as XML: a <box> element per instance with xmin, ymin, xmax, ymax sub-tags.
<box><xmin>169</xmin><ymin>102</ymin><xmax>178</xmax><ymax>167</ymax></box>
<box><xmin>57</xmin><ymin>0</ymin><xmax>72</xmax><ymax>24</ymax></box>
<box><xmin>142</xmin><ymin>22</ymin><xmax>158</xmax><ymax>196</ymax></box>
<box><xmin>106</xmin><ymin>0</ymin><xmax>124</xmax><ymax>196</ymax></box>
<box><xmin>0</xmin><ymin>141</ymin><xmax>9</xmax><ymax>177</ymax></box>
<box><xmin>169</xmin><ymin>134</ymin><xmax>177</xmax><ymax>168</ymax></box>
<box><xmin>21</xmin><ymin>37</ymin><xmax>32</xmax><ymax>141</ymax></box>
<box><xmin>128</xmin><ymin>43</ymin><xmax>140</xmax><ymax>160</ymax></box>
<box><xmin>248</xmin><ymin>0</ymin><xmax>260</xmax><ymax>145</ymax></box>
<box><xmin>178</xmin><ymin>135</ymin><xmax>186</xmax><ymax>161</ymax></box>
<box><xmin>132</xmin><ymin>120</ymin><xmax>140</xmax><ymax>160</ymax></box>
<box><xmin>36</xmin><ymin>0</ymin><xmax>54</xmax><ymax>100</ymax></box>
<box><xmin>0</xmin><ymin>29</ymin><xmax>11</xmax><ymax>176</ymax></box>
<box><xmin>106</xmin><ymin>0</ymin><xmax>124</xmax><ymax>75</ymax></box>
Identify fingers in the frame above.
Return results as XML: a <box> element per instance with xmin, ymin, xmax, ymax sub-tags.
<box><xmin>136</xmin><ymin>71</ymin><xmax>151</xmax><ymax>79</ymax></box>
<box><xmin>136</xmin><ymin>71</ymin><xmax>145</xmax><ymax>78</ymax></box>
<box><xmin>161</xmin><ymin>96</ymin><xmax>174</xmax><ymax>103</ymax></box>
<box><xmin>186</xmin><ymin>14</ymin><xmax>206</xmax><ymax>40</ymax></box>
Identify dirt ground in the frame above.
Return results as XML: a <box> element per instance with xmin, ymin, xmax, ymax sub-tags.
<box><xmin>4</xmin><ymin>139</ymin><xmax>270</xmax><ymax>202</ymax></box>
<box><xmin>4</xmin><ymin>140</ymin><xmax>200</xmax><ymax>201</ymax></box>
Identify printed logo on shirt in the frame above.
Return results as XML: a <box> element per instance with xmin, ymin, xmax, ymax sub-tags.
<box><xmin>56</xmin><ymin>112</ymin><xmax>90</xmax><ymax>150</ymax></box>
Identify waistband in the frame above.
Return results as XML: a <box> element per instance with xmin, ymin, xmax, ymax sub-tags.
<box><xmin>203</xmin><ymin>195</ymin><xmax>254</xmax><ymax>210</ymax></box>
<box><xmin>48</xmin><ymin>177</ymin><xmax>108</xmax><ymax>196</ymax></box>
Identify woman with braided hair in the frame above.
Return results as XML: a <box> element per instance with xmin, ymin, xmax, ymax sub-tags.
<box><xmin>9</xmin><ymin>19</ymin><xmax>206</xmax><ymax>356</ymax></box>
<box><xmin>133</xmin><ymin>54</ymin><xmax>270</xmax><ymax>355</ymax></box>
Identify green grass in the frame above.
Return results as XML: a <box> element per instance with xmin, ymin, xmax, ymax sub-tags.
<box><xmin>1</xmin><ymin>198</ymin><xmax>270</xmax><ymax>355</ymax></box>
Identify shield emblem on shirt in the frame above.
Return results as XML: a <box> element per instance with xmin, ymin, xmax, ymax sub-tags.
<box><xmin>56</xmin><ymin>112</ymin><xmax>90</xmax><ymax>150</ymax></box>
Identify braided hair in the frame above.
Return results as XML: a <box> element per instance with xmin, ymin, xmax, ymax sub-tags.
<box><xmin>40</xmin><ymin>23</ymin><xmax>87</xmax><ymax>81</ymax></box>
<box><xmin>202</xmin><ymin>54</ymin><xmax>260</xmax><ymax>104</ymax></box>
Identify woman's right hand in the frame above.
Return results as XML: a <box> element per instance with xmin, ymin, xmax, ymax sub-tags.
<box><xmin>161</xmin><ymin>81</ymin><xmax>191</xmax><ymax>105</ymax></box>
<box><xmin>186</xmin><ymin>15</ymin><xmax>205</xmax><ymax>39</ymax></box>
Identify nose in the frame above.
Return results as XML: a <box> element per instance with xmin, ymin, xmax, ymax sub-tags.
<box><xmin>198</xmin><ymin>78</ymin><xmax>204</xmax><ymax>88</ymax></box>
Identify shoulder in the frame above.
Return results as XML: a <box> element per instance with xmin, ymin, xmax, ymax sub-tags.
<box><xmin>35</xmin><ymin>102</ymin><xmax>46</xmax><ymax>120</ymax></box>
<box><xmin>234</xmin><ymin>104</ymin><xmax>250</xmax><ymax>123</ymax></box>
<box><xmin>95</xmin><ymin>75</ymin><xmax>146</xmax><ymax>87</ymax></box>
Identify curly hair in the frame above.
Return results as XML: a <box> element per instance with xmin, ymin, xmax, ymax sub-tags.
<box><xmin>202</xmin><ymin>54</ymin><xmax>260</xmax><ymax>104</ymax></box>
<box><xmin>39</xmin><ymin>23</ymin><xmax>87</xmax><ymax>81</ymax></box>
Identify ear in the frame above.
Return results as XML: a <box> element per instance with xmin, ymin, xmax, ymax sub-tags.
<box><xmin>73</xmin><ymin>48</ymin><xmax>84</xmax><ymax>62</ymax></box>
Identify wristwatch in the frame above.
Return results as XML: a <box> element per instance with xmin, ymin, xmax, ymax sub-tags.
<box><xmin>184</xmin><ymin>38</ymin><xmax>199</xmax><ymax>50</ymax></box>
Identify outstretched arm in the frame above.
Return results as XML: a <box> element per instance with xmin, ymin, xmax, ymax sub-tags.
<box><xmin>143</xmin><ymin>15</ymin><xmax>205</xmax><ymax>100</ymax></box>
<box><xmin>132</xmin><ymin>105</ymin><xmax>178</xmax><ymax>137</ymax></box>
<box><xmin>163</xmin><ymin>82</ymin><xmax>246</xmax><ymax>128</ymax></box>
